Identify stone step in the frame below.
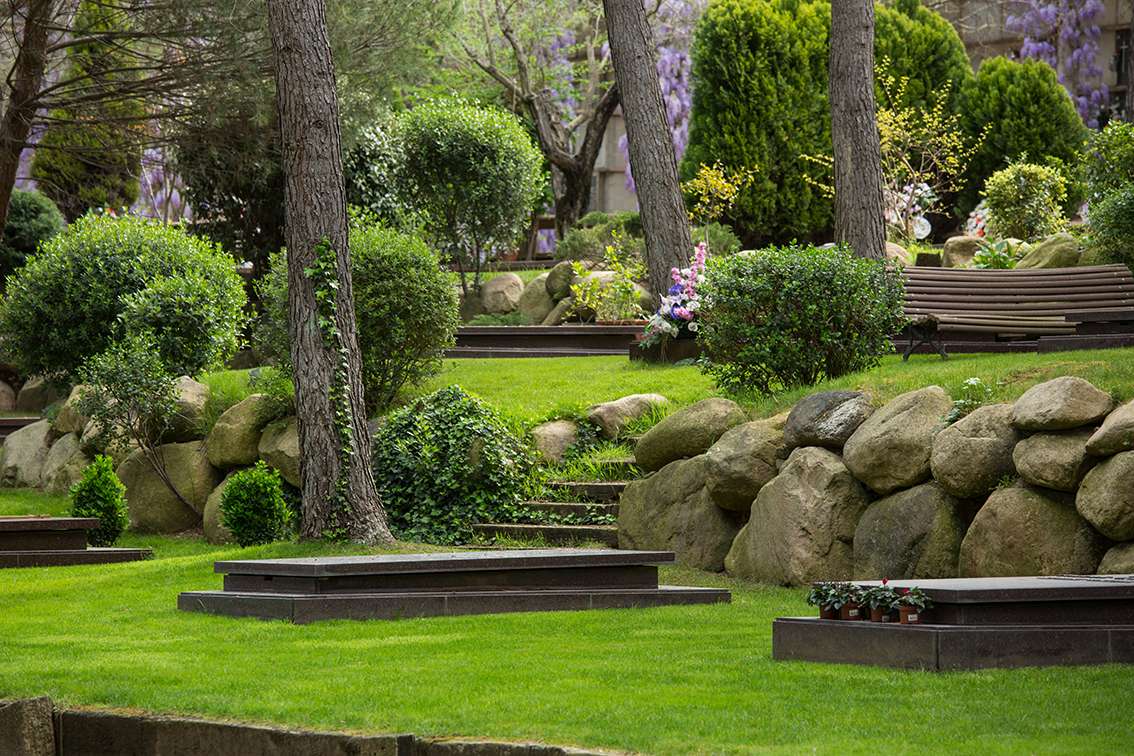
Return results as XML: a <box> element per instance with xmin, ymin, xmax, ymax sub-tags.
<box><xmin>473</xmin><ymin>523</ymin><xmax>619</xmax><ymax>548</ymax></box>
<box><xmin>523</xmin><ymin>501</ymin><xmax>619</xmax><ymax>518</ymax></box>
<box><xmin>545</xmin><ymin>480</ymin><xmax>627</xmax><ymax>502</ymax></box>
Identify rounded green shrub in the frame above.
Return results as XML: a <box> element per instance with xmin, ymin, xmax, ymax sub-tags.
<box><xmin>557</xmin><ymin>211</ymin><xmax>646</xmax><ymax>261</ymax></box>
<box><xmin>958</xmin><ymin>57</ymin><xmax>1087</xmax><ymax>214</ymax></box>
<box><xmin>983</xmin><ymin>162</ymin><xmax>1067</xmax><ymax>241</ymax></box>
<box><xmin>257</xmin><ymin>220</ymin><xmax>458</xmax><ymax>411</ymax></box>
<box><xmin>0</xmin><ymin>214</ymin><xmax>246</xmax><ymax>381</ymax></box>
<box><xmin>398</xmin><ymin>100</ymin><xmax>543</xmax><ymax>281</ymax></box>
<box><xmin>683</xmin><ymin>0</ymin><xmax>971</xmax><ymax>243</ymax></box>
<box><xmin>344</xmin><ymin>114</ymin><xmax>414</xmax><ymax>226</ymax></box>
<box><xmin>0</xmin><ymin>189</ymin><xmax>65</xmax><ymax>281</ymax></box>
<box><xmin>220</xmin><ymin>461</ymin><xmax>291</xmax><ymax>547</ymax></box>
<box><xmin>69</xmin><ymin>455</ymin><xmax>128</xmax><ymax>547</ymax></box>
<box><xmin>371</xmin><ymin>385</ymin><xmax>533</xmax><ymax>544</ymax></box>
<box><xmin>693</xmin><ymin>222</ymin><xmax>743</xmax><ymax>256</ymax></box>
<box><xmin>1085</xmin><ymin>121</ymin><xmax>1134</xmax><ymax>202</ymax></box>
<box><xmin>1086</xmin><ymin>185</ymin><xmax>1134</xmax><ymax>268</ymax></box>
<box><xmin>698</xmin><ymin>244</ymin><xmax>906</xmax><ymax>395</ymax></box>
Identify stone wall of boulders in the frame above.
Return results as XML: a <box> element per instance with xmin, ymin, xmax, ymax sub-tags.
<box><xmin>0</xmin><ymin>378</ymin><xmax>297</xmax><ymax>545</ymax></box>
<box><xmin>619</xmin><ymin>376</ymin><xmax>1134</xmax><ymax>584</ymax></box>
<box><xmin>464</xmin><ymin>261</ymin><xmax>655</xmax><ymax>324</ymax></box>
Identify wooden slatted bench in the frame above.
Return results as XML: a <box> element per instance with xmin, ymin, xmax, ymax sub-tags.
<box><xmin>901</xmin><ymin>264</ymin><xmax>1134</xmax><ymax>358</ymax></box>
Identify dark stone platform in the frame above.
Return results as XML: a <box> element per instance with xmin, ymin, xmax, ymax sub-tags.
<box><xmin>773</xmin><ymin>575</ymin><xmax>1134</xmax><ymax>670</ymax></box>
<box><xmin>179</xmin><ymin>549</ymin><xmax>730</xmax><ymax>623</ymax></box>
<box><xmin>0</xmin><ymin>516</ymin><xmax>152</xmax><ymax>568</ymax></box>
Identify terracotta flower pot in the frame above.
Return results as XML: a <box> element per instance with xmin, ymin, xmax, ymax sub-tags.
<box><xmin>819</xmin><ymin>605</ymin><xmax>838</xmax><ymax>620</ymax></box>
<box><xmin>839</xmin><ymin>602</ymin><xmax>863</xmax><ymax>621</ymax></box>
<box><xmin>869</xmin><ymin>606</ymin><xmax>894</xmax><ymax>623</ymax></box>
<box><xmin>899</xmin><ymin>605</ymin><xmax>923</xmax><ymax>625</ymax></box>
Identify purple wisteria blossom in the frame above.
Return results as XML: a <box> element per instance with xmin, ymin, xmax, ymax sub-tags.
<box><xmin>1007</xmin><ymin>0</ymin><xmax>1108</xmax><ymax>127</ymax></box>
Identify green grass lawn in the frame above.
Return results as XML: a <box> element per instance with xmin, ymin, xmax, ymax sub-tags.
<box><xmin>3</xmin><ymin>489</ymin><xmax>1133</xmax><ymax>754</ymax></box>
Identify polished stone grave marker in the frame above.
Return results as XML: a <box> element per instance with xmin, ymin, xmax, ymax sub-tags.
<box><xmin>178</xmin><ymin>548</ymin><xmax>730</xmax><ymax>623</ymax></box>
<box><xmin>0</xmin><ymin>516</ymin><xmax>151</xmax><ymax>567</ymax></box>
<box><xmin>773</xmin><ymin>575</ymin><xmax>1134</xmax><ymax>670</ymax></box>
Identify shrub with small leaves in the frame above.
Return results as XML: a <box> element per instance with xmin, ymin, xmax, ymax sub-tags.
<box><xmin>698</xmin><ymin>244</ymin><xmax>906</xmax><ymax>395</ymax></box>
<box><xmin>219</xmin><ymin>461</ymin><xmax>291</xmax><ymax>547</ymax></box>
<box><xmin>983</xmin><ymin>162</ymin><xmax>1067</xmax><ymax>242</ymax></box>
<box><xmin>372</xmin><ymin>385</ymin><xmax>533</xmax><ymax>544</ymax></box>
<box><xmin>1086</xmin><ymin>185</ymin><xmax>1134</xmax><ymax>269</ymax></box>
<box><xmin>1086</xmin><ymin>121</ymin><xmax>1134</xmax><ymax>202</ymax></box>
<box><xmin>69</xmin><ymin>455</ymin><xmax>128</xmax><ymax>547</ymax></box>
<box><xmin>0</xmin><ymin>189</ymin><xmax>65</xmax><ymax>283</ymax></box>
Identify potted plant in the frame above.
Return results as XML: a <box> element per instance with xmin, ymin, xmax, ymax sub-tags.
<box><xmin>806</xmin><ymin>582</ymin><xmax>839</xmax><ymax>620</ymax></box>
<box><xmin>832</xmin><ymin>582</ymin><xmax>864</xmax><ymax>621</ymax></box>
<box><xmin>861</xmin><ymin>579</ymin><xmax>900</xmax><ymax>622</ymax></box>
<box><xmin>896</xmin><ymin>586</ymin><xmax>932</xmax><ymax>625</ymax></box>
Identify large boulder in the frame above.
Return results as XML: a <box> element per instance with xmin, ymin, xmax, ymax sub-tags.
<box><xmin>545</xmin><ymin>261</ymin><xmax>575</xmax><ymax>300</ymax></box>
<box><xmin>52</xmin><ymin>385</ymin><xmax>91</xmax><ymax>434</ymax></box>
<box><xmin>958</xmin><ymin>485</ymin><xmax>1106</xmax><ymax>577</ymax></box>
<box><xmin>1076</xmin><ymin>450</ymin><xmax>1134</xmax><ymax>541</ymax></box>
<box><xmin>634</xmin><ymin>398</ymin><xmax>746</xmax><ymax>472</ymax></box>
<box><xmin>1013</xmin><ymin>429</ymin><xmax>1094</xmax><ymax>492</ymax></box>
<box><xmin>885</xmin><ymin>241</ymin><xmax>911</xmax><ymax>266</ymax></box>
<box><xmin>930</xmin><ymin>403</ymin><xmax>1018</xmax><ymax>499</ymax></box>
<box><xmin>843</xmin><ymin>386</ymin><xmax>951</xmax><ymax>494</ymax></box>
<box><xmin>530</xmin><ymin>419</ymin><xmax>578</xmax><ymax>464</ymax></box>
<box><xmin>724</xmin><ymin>447</ymin><xmax>870</xmax><ymax>586</ymax></box>
<box><xmin>259</xmin><ymin>417</ymin><xmax>300</xmax><ymax>487</ymax></box>
<box><xmin>1014</xmin><ymin>233</ymin><xmax>1080</xmax><ymax>269</ymax></box>
<box><xmin>0</xmin><ymin>380</ymin><xmax>15</xmax><ymax>412</ymax></box>
<box><xmin>618</xmin><ymin>454</ymin><xmax>740</xmax><ymax>571</ymax></box>
<box><xmin>703</xmin><ymin>420</ymin><xmax>785</xmax><ymax>512</ymax></box>
<box><xmin>783</xmin><ymin>390</ymin><xmax>874</xmax><ymax>451</ymax></box>
<box><xmin>1086</xmin><ymin>400</ymin><xmax>1134</xmax><ymax>456</ymax></box>
<box><xmin>78</xmin><ymin>419</ymin><xmax>136</xmax><ymax>467</ymax></box>
<box><xmin>516</xmin><ymin>273</ymin><xmax>555</xmax><ymax>324</ymax></box>
<box><xmin>203</xmin><ymin>472</ymin><xmax>237</xmax><ymax>544</ymax></box>
<box><xmin>853</xmin><ymin>482</ymin><xmax>966</xmax><ymax>580</ymax></box>
<box><xmin>41</xmin><ymin>433</ymin><xmax>91</xmax><ymax>495</ymax></box>
<box><xmin>586</xmin><ymin>393</ymin><xmax>667</xmax><ymax>439</ymax></box>
<box><xmin>540</xmin><ymin>297</ymin><xmax>574</xmax><ymax>326</ymax></box>
<box><xmin>206</xmin><ymin>394</ymin><xmax>274</xmax><ymax>469</ymax></box>
<box><xmin>1098</xmin><ymin>542</ymin><xmax>1134</xmax><ymax>574</ymax></box>
<box><xmin>942</xmin><ymin>235</ymin><xmax>981</xmax><ymax>268</ymax></box>
<box><xmin>480</xmin><ymin>273</ymin><xmax>524</xmax><ymax>314</ymax></box>
<box><xmin>1012</xmin><ymin>376</ymin><xmax>1114</xmax><ymax>431</ymax></box>
<box><xmin>165</xmin><ymin>376</ymin><xmax>211</xmax><ymax>442</ymax></box>
<box><xmin>0</xmin><ymin>419</ymin><xmax>53</xmax><ymax>487</ymax></box>
<box><xmin>117</xmin><ymin>442</ymin><xmax>220</xmax><ymax>533</ymax></box>
<box><xmin>15</xmin><ymin>377</ymin><xmax>64</xmax><ymax>414</ymax></box>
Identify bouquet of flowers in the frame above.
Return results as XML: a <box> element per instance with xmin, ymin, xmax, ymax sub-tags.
<box><xmin>641</xmin><ymin>242</ymin><xmax>707</xmax><ymax>347</ymax></box>
<box><xmin>965</xmin><ymin>200</ymin><xmax>990</xmax><ymax>238</ymax></box>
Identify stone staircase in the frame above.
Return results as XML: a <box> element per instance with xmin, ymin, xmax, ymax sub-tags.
<box><xmin>473</xmin><ymin>458</ymin><xmax>640</xmax><ymax>548</ymax></box>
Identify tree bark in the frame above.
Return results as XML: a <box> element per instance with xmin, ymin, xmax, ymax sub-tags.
<box><xmin>829</xmin><ymin>0</ymin><xmax>885</xmax><ymax>260</ymax></box>
<box><xmin>603</xmin><ymin>0</ymin><xmax>691</xmax><ymax>295</ymax></box>
<box><xmin>0</xmin><ymin>0</ymin><xmax>55</xmax><ymax>234</ymax></box>
<box><xmin>266</xmin><ymin>0</ymin><xmax>393</xmax><ymax>544</ymax></box>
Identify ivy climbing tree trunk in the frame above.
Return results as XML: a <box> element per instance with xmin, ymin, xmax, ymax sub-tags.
<box><xmin>829</xmin><ymin>0</ymin><xmax>885</xmax><ymax>260</ymax></box>
<box><xmin>603</xmin><ymin>0</ymin><xmax>692</xmax><ymax>296</ymax></box>
<box><xmin>266</xmin><ymin>0</ymin><xmax>394</xmax><ymax>544</ymax></box>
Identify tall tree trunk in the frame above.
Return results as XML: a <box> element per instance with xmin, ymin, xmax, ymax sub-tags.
<box><xmin>0</xmin><ymin>0</ymin><xmax>55</xmax><ymax>234</ymax></box>
<box><xmin>829</xmin><ymin>0</ymin><xmax>885</xmax><ymax>259</ymax></box>
<box><xmin>603</xmin><ymin>0</ymin><xmax>692</xmax><ymax>295</ymax></box>
<box><xmin>266</xmin><ymin>0</ymin><xmax>393</xmax><ymax>544</ymax></box>
<box><xmin>1127</xmin><ymin>8</ymin><xmax>1134</xmax><ymax>121</ymax></box>
<box><xmin>553</xmin><ymin>162</ymin><xmax>592</xmax><ymax>240</ymax></box>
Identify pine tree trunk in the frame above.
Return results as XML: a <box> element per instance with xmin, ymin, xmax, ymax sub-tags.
<box><xmin>603</xmin><ymin>0</ymin><xmax>692</xmax><ymax>295</ymax></box>
<box><xmin>0</xmin><ymin>0</ymin><xmax>54</xmax><ymax>234</ymax></box>
<box><xmin>829</xmin><ymin>0</ymin><xmax>885</xmax><ymax>260</ymax></box>
<box><xmin>266</xmin><ymin>0</ymin><xmax>393</xmax><ymax>545</ymax></box>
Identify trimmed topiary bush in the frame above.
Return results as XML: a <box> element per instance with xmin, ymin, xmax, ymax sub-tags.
<box><xmin>983</xmin><ymin>162</ymin><xmax>1068</xmax><ymax>242</ymax></box>
<box><xmin>397</xmin><ymin>100</ymin><xmax>544</xmax><ymax>291</ymax></box>
<box><xmin>958</xmin><ymin>57</ymin><xmax>1087</xmax><ymax>215</ymax></box>
<box><xmin>683</xmin><ymin>0</ymin><xmax>971</xmax><ymax>243</ymax></box>
<box><xmin>372</xmin><ymin>385</ymin><xmax>533</xmax><ymax>544</ymax></box>
<box><xmin>0</xmin><ymin>189</ymin><xmax>65</xmax><ymax>282</ymax></box>
<box><xmin>698</xmin><ymin>244</ymin><xmax>906</xmax><ymax>395</ymax></box>
<box><xmin>258</xmin><ymin>220</ymin><xmax>458</xmax><ymax>411</ymax></box>
<box><xmin>343</xmin><ymin>114</ymin><xmax>415</xmax><ymax>227</ymax></box>
<box><xmin>220</xmin><ymin>461</ymin><xmax>291</xmax><ymax>547</ymax></box>
<box><xmin>0</xmin><ymin>214</ymin><xmax>246</xmax><ymax>381</ymax></box>
<box><xmin>69</xmin><ymin>455</ymin><xmax>128</xmax><ymax>547</ymax></box>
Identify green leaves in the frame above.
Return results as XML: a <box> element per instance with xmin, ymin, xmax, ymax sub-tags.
<box><xmin>220</xmin><ymin>461</ymin><xmax>292</xmax><ymax>547</ymax></box>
